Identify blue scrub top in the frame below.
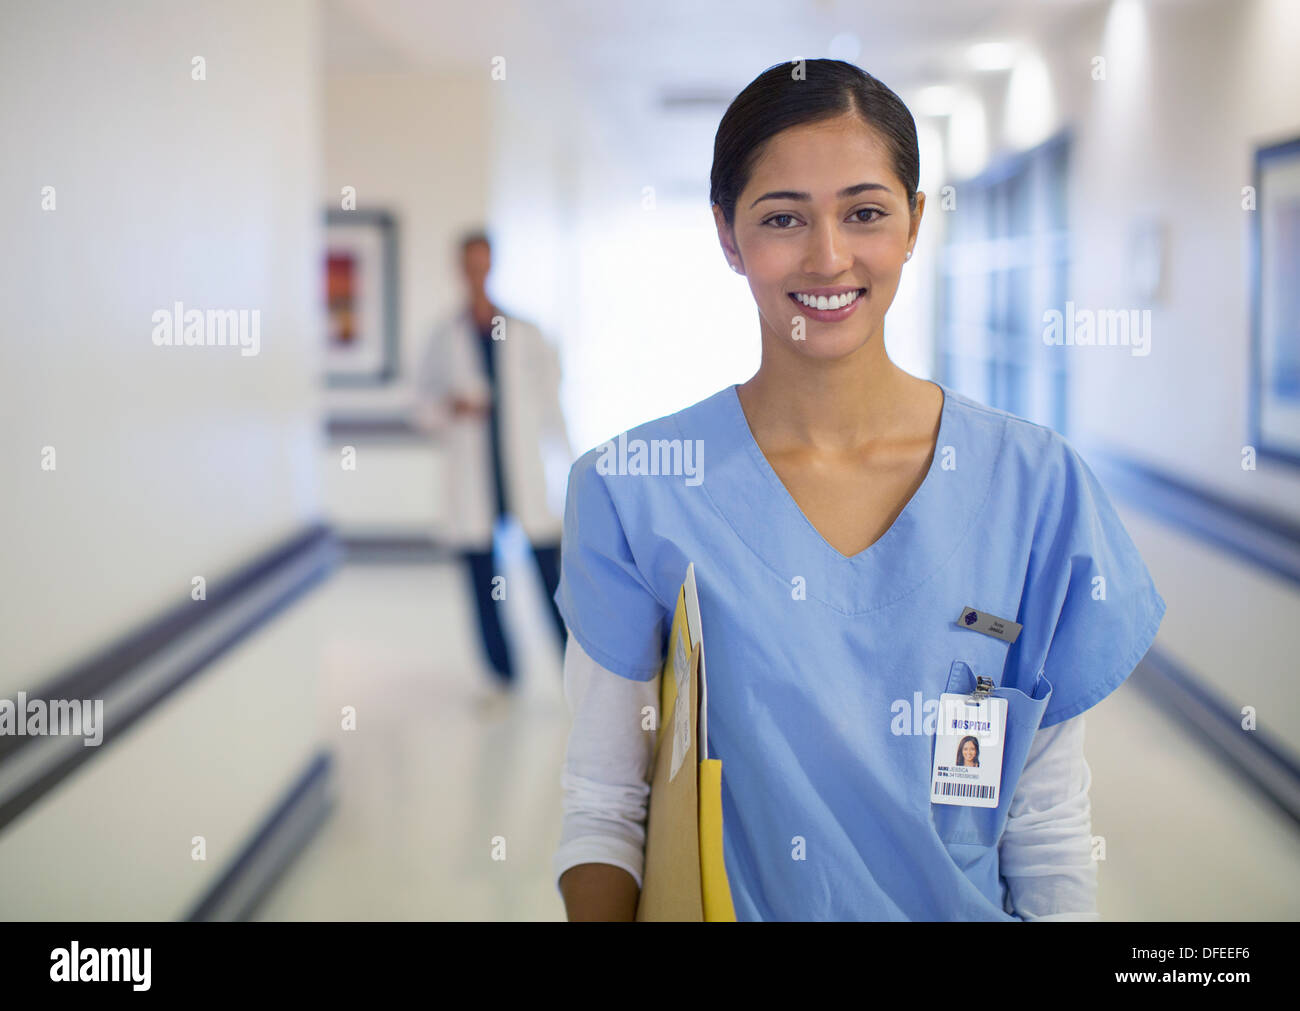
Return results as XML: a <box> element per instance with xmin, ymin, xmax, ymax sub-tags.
<box><xmin>554</xmin><ymin>382</ymin><xmax>1166</xmax><ymax>921</ymax></box>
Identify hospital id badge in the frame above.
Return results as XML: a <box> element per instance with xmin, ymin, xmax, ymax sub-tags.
<box><xmin>930</xmin><ymin>692</ymin><xmax>1007</xmax><ymax>808</ymax></box>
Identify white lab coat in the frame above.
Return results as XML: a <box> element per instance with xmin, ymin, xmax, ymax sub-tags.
<box><xmin>413</xmin><ymin>307</ymin><xmax>573</xmax><ymax>551</ymax></box>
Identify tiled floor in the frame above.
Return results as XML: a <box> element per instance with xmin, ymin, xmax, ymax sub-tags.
<box><xmin>254</xmin><ymin>553</ymin><xmax>1300</xmax><ymax>922</ymax></box>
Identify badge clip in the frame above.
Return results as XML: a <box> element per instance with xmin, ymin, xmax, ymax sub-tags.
<box><xmin>970</xmin><ymin>675</ymin><xmax>995</xmax><ymax>700</ymax></box>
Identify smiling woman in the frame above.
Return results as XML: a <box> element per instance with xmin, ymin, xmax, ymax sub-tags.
<box><xmin>711</xmin><ymin>60</ymin><xmax>921</xmax><ymax>363</ymax></box>
<box><xmin>554</xmin><ymin>59</ymin><xmax>1165</xmax><ymax>922</ymax></box>
<box><xmin>708</xmin><ymin>67</ymin><xmax>939</xmax><ymax>559</ymax></box>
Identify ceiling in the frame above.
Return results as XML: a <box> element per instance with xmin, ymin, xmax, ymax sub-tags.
<box><xmin>324</xmin><ymin>0</ymin><xmax>1109</xmax><ymax>84</ymax></box>
<box><xmin>322</xmin><ymin>0</ymin><xmax>1111</xmax><ymax>197</ymax></box>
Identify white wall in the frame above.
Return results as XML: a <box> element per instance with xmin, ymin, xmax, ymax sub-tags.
<box><xmin>321</xmin><ymin>70</ymin><xmax>492</xmax><ymax>416</ymax></box>
<box><xmin>1067</xmin><ymin>0</ymin><xmax>1299</xmax><ymax>513</ymax></box>
<box><xmin>0</xmin><ymin>590</ymin><xmax>328</xmax><ymax>919</ymax></box>
<box><xmin>1062</xmin><ymin>0</ymin><xmax>1300</xmax><ymax>728</ymax></box>
<box><xmin>316</xmin><ymin>70</ymin><xmax>494</xmax><ymax>537</ymax></box>
<box><xmin>318</xmin><ymin>65</ymin><xmax>595</xmax><ymax>535</ymax></box>
<box><xmin>319</xmin><ymin>439</ymin><xmax>443</xmax><ymax>537</ymax></box>
<box><xmin>0</xmin><ymin>0</ymin><xmax>327</xmax><ymax>918</ymax></box>
<box><xmin>0</xmin><ymin>0</ymin><xmax>324</xmax><ymax>684</ymax></box>
<box><xmin>484</xmin><ymin>68</ymin><xmax>581</xmax><ymax>357</ymax></box>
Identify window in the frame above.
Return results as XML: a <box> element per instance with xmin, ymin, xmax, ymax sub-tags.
<box><xmin>936</xmin><ymin>133</ymin><xmax>1071</xmax><ymax>434</ymax></box>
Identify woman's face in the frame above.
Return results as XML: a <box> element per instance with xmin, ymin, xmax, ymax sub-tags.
<box><xmin>962</xmin><ymin>740</ymin><xmax>977</xmax><ymax>765</ymax></box>
<box><xmin>714</xmin><ymin>111</ymin><xmax>923</xmax><ymax>362</ymax></box>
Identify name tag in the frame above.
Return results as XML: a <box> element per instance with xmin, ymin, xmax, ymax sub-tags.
<box><xmin>958</xmin><ymin>606</ymin><xmax>1022</xmax><ymax>643</ymax></box>
<box><xmin>930</xmin><ymin>693</ymin><xmax>1007</xmax><ymax>808</ymax></box>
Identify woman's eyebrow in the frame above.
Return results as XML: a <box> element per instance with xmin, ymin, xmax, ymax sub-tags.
<box><xmin>749</xmin><ymin>181</ymin><xmax>891</xmax><ymax>208</ymax></box>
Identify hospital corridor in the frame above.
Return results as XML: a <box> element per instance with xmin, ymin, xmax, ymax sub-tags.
<box><xmin>2</xmin><ymin>0</ymin><xmax>1298</xmax><ymax>946</ymax></box>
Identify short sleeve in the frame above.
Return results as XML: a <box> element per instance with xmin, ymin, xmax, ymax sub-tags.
<box><xmin>553</xmin><ymin>453</ymin><xmax>668</xmax><ymax>681</ymax></box>
<box><xmin>1008</xmin><ymin>436</ymin><xmax>1167</xmax><ymax>729</ymax></box>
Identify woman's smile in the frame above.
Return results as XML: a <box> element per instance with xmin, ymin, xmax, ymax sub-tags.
<box><xmin>787</xmin><ymin>285</ymin><xmax>867</xmax><ymax>322</ymax></box>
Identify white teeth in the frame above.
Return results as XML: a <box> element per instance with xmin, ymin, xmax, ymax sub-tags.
<box><xmin>793</xmin><ymin>289</ymin><xmax>862</xmax><ymax>310</ymax></box>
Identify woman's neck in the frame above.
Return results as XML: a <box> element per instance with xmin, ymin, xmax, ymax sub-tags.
<box><xmin>737</xmin><ymin>334</ymin><xmax>917</xmax><ymax>454</ymax></box>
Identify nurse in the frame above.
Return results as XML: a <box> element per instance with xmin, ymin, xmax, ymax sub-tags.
<box><xmin>552</xmin><ymin>59</ymin><xmax>1165</xmax><ymax>921</ymax></box>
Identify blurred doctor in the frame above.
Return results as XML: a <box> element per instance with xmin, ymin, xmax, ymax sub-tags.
<box><xmin>414</xmin><ymin>230</ymin><xmax>573</xmax><ymax>691</ymax></box>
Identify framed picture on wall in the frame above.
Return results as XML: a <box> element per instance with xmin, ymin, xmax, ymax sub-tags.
<box><xmin>1251</xmin><ymin>136</ymin><xmax>1300</xmax><ymax>466</ymax></box>
<box><xmin>324</xmin><ymin>209</ymin><xmax>399</xmax><ymax>385</ymax></box>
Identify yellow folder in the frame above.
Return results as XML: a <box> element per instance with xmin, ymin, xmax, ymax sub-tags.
<box><xmin>635</xmin><ymin>562</ymin><xmax>736</xmax><ymax>922</ymax></box>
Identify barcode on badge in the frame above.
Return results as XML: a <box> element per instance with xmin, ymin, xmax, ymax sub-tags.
<box><xmin>933</xmin><ymin>781</ymin><xmax>996</xmax><ymax>799</ymax></box>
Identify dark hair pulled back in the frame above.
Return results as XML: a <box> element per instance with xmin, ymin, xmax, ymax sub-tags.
<box><xmin>710</xmin><ymin>59</ymin><xmax>920</xmax><ymax>229</ymax></box>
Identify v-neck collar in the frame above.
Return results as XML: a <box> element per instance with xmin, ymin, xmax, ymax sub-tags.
<box><xmin>683</xmin><ymin>380</ymin><xmax>1000</xmax><ymax>616</ymax></box>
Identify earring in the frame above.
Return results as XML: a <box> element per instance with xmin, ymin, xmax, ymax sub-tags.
<box><xmin>731</xmin><ymin>263</ymin><xmax>741</xmax><ymax>273</ymax></box>
<box><xmin>905</xmin><ymin>250</ymin><xmax>913</xmax><ymax>261</ymax></box>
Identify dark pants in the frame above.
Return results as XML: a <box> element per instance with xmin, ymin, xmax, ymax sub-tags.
<box><xmin>462</xmin><ymin>539</ymin><xmax>566</xmax><ymax>686</ymax></box>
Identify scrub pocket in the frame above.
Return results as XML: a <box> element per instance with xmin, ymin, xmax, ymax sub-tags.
<box><xmin>930</xmin><ymin>660</ymin><xmax>1053</xmax><ymax>850</ymax></box>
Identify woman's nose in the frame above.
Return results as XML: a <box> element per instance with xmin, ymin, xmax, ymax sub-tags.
<box><xmin>802</xmin><ymin>219</ymin><xmax>853</xmax><ymax>276</ymax></box>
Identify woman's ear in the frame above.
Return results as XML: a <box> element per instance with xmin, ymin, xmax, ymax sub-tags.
<box><xmin>908</xmin><ymin>190</ymin><xmax>926</xmax><ymax>249</ymax></box>
<box><xmin>712</xmin><ymin>203</ymin><xmax>743</xmax><ymax>274</ymax></box>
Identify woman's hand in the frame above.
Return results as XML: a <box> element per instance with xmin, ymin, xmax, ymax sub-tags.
<box><xmin>558</xmin><ymin>863</ymin><xmax>640</xmax><ymax>921</ymax></box>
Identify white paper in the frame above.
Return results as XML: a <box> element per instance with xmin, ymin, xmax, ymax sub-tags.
<box><xmin>668</xmin><ymin>625</ymin><xmax>690</xmax><ymax>781</ymax></box>
<box><xmin>683</xmin><ymin>563</ymin><xmax>707</xmax><ymax>760</ymax></box>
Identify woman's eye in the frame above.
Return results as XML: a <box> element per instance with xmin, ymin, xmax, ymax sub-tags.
<box><xmin>763</xmin><ymin>209</ymin><xmax>883</xmax><ymax>228</ymax></box>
